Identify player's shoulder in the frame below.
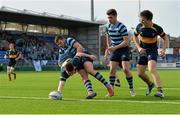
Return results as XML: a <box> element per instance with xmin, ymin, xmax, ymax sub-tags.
<box><xmin>117</xmin><ymin>21</ymin><xmax>124</xmax><ymax>25</ymax></box>
<box><xmin>117</xmin><ymin>21</ymin><xmax>128</xmax><ymax>31</ymax></box>
<box><xmin>153</xmin><ymin>23</ymin><xmax>163</xmax><ymax>31</ymax></box>
<box><xmin>136</xmin><ymin>23</ymin><xmax>143</xmax><ymax>30</ymax></box>
<box><xmin>105</xmin><ymin>23</ymin><xmax>111</xmax><ymax>29</ymax></box>
<box><xmin>117</xmin><ymin>21</ymin><xmax>125</xmax><ymax>26</ymax></box>
<box><xmin>66</xmin><ymin>37</ymin><xmax>76</xmax><ymax>45</ymax></box>
<box><xmin>66</xmin><ymin>37</ymin><xmax>75</xmax><ymax>41</ymax></box>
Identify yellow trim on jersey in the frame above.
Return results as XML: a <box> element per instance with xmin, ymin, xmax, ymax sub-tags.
<box><xmin>139</xmin><ymin>35</ymin><xmax>157</xmax><ymax>44</ymax></box>
<box><xmin>9</xmin><ymin>55</ymin><xmax>17</xmax><ymax>58</ymax></box>
<box><xmin>160</xmin><ymin>32</ymin><xmax>165</xmax><ymax>36</ymax></box>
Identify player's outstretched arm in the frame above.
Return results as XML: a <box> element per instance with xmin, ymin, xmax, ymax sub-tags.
<box><xmin>160</xmin><ymin>35</ymin><xmax>169</xmax><ymax>57</ymax></box>
<box><xmin>73</xmin><ymin>42</ymin><xmax>84</xmax><ymax>53</ymax></box>
<box><xmin>57</xmin><ymin>80</ymin><xmax>65</xmax><ymax>93</ymax></box>
<box><xmin>15</xmin><ymin>52</ymin><xmax>22</xmax><ymax>61</ymax></box>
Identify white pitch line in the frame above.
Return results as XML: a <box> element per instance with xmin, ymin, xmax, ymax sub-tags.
<box><xmin>139</xmin><ymin>87</ymin><xmax>180</xmax><ymax>90</ymax></box>
<box><xmin>0</xmin><ymin>96</ymin><xmax>180</xmax><ymax>105</ymax></box>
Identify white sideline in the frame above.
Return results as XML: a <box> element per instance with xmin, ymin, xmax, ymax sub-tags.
<box><xmin>139</xmin><ymin>87</ymin><xmax>180</xmax><ymax>90</ymax></box>
<box><xmin>0</xmin><ymin>96</ymin><xmax>180</xmax><ymax>105</ymax></box>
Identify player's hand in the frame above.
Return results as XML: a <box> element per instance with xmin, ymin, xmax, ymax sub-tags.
<box><xmin>104</xmin><ymin>49</ymin><xmax>109</xmax><ymax>60</ymax></box>
<box><xmin>89</xmin><ymin>55</ymin><xmax>96</xmax><ymax>60</ymax></box>
<box><xmin>138</xmin><ymin>47</ymin><xmax>146</xmax><ymax>54</ymax></box>
<box><xmin>108</xmin><ymin>46</ymin><xmax>116</xmax><ymax>53</ymax></box>
<box><xmin>104</xmin><ymin>54</ymin><xmax>108</xmax><ymax>61</ymax></box>
<box><xmin>160</xmin><ymin>49</ymin><xmax>166</xmax><ymax>58</ymax></box>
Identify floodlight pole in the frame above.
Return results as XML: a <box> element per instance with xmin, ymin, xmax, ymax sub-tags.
<box><xmin>91</xmin><ymin>0</ymin><xmax>94</xmax><ymax>21</ymax></box>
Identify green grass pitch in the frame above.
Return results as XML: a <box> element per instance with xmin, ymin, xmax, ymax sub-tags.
<box><xmin>0</xmin><ymin>70</ymin><xmax>180</xmax><ymax>114</ymax></box>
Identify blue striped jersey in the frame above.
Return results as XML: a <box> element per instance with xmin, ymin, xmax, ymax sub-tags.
<box><xmin>58</xmin><ymin>37</ymin><xmax>77</xmax><ymax>65</ymax></box>
<box><xmin>106</xmin><ymin>21</ymin><xmax>128</xmax><ymax>46</ymax></box>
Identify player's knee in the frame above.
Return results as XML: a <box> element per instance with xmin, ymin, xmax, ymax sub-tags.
<box><xmin>7</xmin><ymin>71</ymin><xmax>10</xmax><ymax>74</ymax></box>
<box><xmin>149</xmin><ymin>68</ymin><xmax>156</xmax><ymax>74</ymax></box>
<box><xmin>10</xmin><ymin>68</ymin><xmax>15</xmax><ymax>74</ymax></box>
<box><xmin>80</xmin><ymin>74</ymin><xmax>88</xmax><ymax>81</ymax></box>
<box><xmin>122</xmin><ymin>68</ymin><xmax>130</xmax><ymax>75</ymax></box>
<box><xmin>110</xmin><ymin>69</ymin><xmax>116</xmax><ymax>75</ymax></box>
<box><xmin>138</xmin><ymin>70</ymin><xmax>147</xmax><ymax>78</ymax></box>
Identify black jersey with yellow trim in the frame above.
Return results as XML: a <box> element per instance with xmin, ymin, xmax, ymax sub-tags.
<box><xmin>134</xmin><ymin>23</ymin><xmax>166</xmax><ymax>49</ymax></box>
<box><xmin>6</xmin><ymin>50</ymin><xmax>19</xmax><ymax>61</ymax></box>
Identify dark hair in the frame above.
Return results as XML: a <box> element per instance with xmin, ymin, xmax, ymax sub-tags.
<box><xmin>54</xmin><ymin>35</ymin><xmax>64</xmax><ymax>44</ymax></box>
<box><xmin>64</xmin><ymin>62</ymin><xmax>74</xmax><ymax>72</ymax></box>
<box><xmin>140</xmin><ymin>10</ymin><xmax>153</xmax><ymax>20</ymax></box>
<box><xmin>106</xmin><ymin>9</ymin><xmax>117</xmax><ymax>16</ymax></box>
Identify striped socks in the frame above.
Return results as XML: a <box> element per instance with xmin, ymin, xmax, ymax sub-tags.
<box><xmin>84</xmin><ymin>80</ymin><xmax>93</xmax><ymax>92</ymax></box>
<box><xmin>126</xmin><ymin>77</ymin><xmax>133</xmax><ymax>89</ymax></box>
<box><xmin>94</xmin><ymin>72</ymin><xmax>109</xmax><ymax>88</ymax></box>
<box><xmin>109</xmin><ymin>76</ymin><xmax>116</xmax><ymax>87</ymax></box>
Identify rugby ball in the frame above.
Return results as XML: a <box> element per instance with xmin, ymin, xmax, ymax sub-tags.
<box><xmin>48</xmin><ymin>91</ymin><xmax>62</xmax><ymax>100</ymax></box>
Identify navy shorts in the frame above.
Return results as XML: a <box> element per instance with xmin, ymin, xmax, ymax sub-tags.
<box><xmin>8</xmin><ymin>60</ymin><xmax>16</xmax><ymax>67</ymax></box>
<box><xmin>109</xmin><ymin>47</ymin><xmax>130</xmax><ymax>62</ymax></box>
<box><xmin>137</xmin><ymin>50</ymin><xmax>158</xmax><ymax>65</ymax></box>
<box><xmin>76</xmin><ymin>57</ymin><xmax>93</xmax><ymax>71</ymax></box>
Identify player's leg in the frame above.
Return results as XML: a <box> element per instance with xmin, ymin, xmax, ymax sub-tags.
<box><xmin>10</xmin><ymin>66</ymin><xmax>16</xmax><ymax>80</ymax></box>
<box><xmin>137</xmin><ymin>64</ymin><xmax>154</xmax><ymax>95</ymax></box>
<box><xmin>57</xmin><ymin>68</ymin><xmax>70</xmax><ymax>93</ymax></box>
<box><xmin>7</xmin><ymin>66</ymin><xmax>11</xmax><ymax>81</ymax></box>
<box><xmin>137</xmin><ymin>52</ymin><xmax>155</xmax><ymax>95</ymax></box>
<box><xmin>109</xmin><ymin>61</ymin><xmax>119</xmax><ymax>87</ymax></box>
<box><xmin>115</xmin><ymin>61</ymin><xmax>123</xmax><ymax>87</ymax></box>
<box><xmin>115</xmin><ymin>73</ymin><xmax>120</xmax><ymax>87</ymax></box>
<box><xmin>83</xmin><ymin>61</ymin><xmax>114</xmax><ymax>97</ymax></box>
<box><xmin>121</xmin><ymin>61</ymin><xmax>136</xmax><ymax>96</ymax></box>
<box><xmin>137</xmin><ymin>64</ymin><xmax>152</xmax><ymax>85</ymax></box>
<box><xmin>148</xmin><ymin>60</ymin><xmax>164</xmax><ymax>98</ymax></box>
<box><xmin>78</xmin><ymin>69</ymin><xmax>97</xmax><ymax>99</ymax></box>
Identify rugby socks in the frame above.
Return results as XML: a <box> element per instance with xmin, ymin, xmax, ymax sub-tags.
<box><xmin>115</xmin><ymin>78</ymin><xmax>121</xmax><ymax>87</ymax></box>
<box><xmin>109</xmin><ymin>76</ymin><xmax>116</xmax><ymax>87</ymax></box>
<box><xmin>13</xmin><ymin>73</ymin><xmax>16</xmax><ymax>80</ymax></box>
<box><xmin>157</xmin><ymin>87</ymin><xmax>163</xmax><ymax>92</ymax></box>
<box><xmin>8</xmin><ymin>74</ymin><xmax>11</xmax><ymax>81</ymax></box>
<box><xmin>84</xmin><ymin>80</ymin><xmax>93</xmax><ymax>92</ymax></box>
<box><xmin>126</xmin><ymin>77</ymin><xmax>133</xmax><ymax>89</ymax></box>
<box><xmin>93</xmin><ymin>72</ymin><xmax>109</xmax><ymax>88</ymax></box>
<box><xmin>11</xmin><ymin>72</ymin><xmax>16</xmax><ymax>80</ymax></box>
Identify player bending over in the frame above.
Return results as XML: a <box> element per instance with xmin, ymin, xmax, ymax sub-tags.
<box><xmin>57</xmin><ymin>51</ymin><xmax>114</xmax><ymax>99</ymax></box>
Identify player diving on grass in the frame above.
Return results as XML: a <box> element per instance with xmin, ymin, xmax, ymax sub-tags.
<box><xmin>60</xmin><ymin>51</ymin><xmax>114</xmax><ymax>98</ymax></box>
<box><xmin>54</xmin><ymin>35</ymin><xmax>113</xmax><ymax>99</ymax></box>
<box><xmin>105</xmin><ymin>9</ymin><xmax>136</xmax><ymax>96</ymax></box>
<box><xmin>4</xmin><ymin>43</ymin><xmax>21</xmax><ymax>81</ymax></box>
<box><xmin>133</xmin><ymin>10</ymin><xmax>168</xmax><ymax>98</ymax></box>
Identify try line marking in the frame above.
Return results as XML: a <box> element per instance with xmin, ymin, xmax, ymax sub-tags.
<box><xmin>0</xmin><ymin>95</ymin><xmax>180</xmax><ymax>105</ymax></box>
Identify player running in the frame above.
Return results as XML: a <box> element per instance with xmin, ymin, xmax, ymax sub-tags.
<box><xmin>105</xmin><ymin>9</ymin><xmax>136</xmax><ymax>96</ymax></box>
<box><xmin>4</xmin><ymin>43</ymin><xmax>21</xmax><ymax>81</ymax></box>
<box><xmin>133</xmin><ymin>10</ymin><xmax>168</xmax><ymax>98</ymax></box>
<box><xmin>60</xmin><ymin>51</ymin><xmax>114</xmax><ymax>97</ymax></box>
